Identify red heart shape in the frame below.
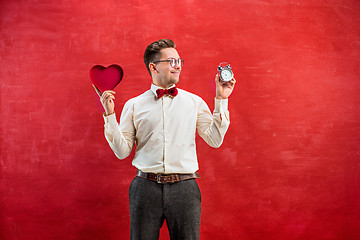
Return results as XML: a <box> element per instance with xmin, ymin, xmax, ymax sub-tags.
<box><xmin>89</xmin><ymin>64</ymin><xmax>123</xmax><ymax>92</ymax></box>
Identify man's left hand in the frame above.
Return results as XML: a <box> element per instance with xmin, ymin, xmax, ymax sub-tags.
<box><xmin>215</xmin><ymin>73</ymin><xmax>236</xmax><ymax>99</ymax></box>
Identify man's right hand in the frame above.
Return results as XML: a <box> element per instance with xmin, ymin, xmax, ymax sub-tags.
<box><xmin>100</xmin><ymin>90</ymin><xmax>116</xmax><ymax>116</ymax></box>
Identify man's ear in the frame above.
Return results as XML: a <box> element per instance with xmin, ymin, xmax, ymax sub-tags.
<box><xmin>149</xmin><ymin>63</ymin><xmax>158</xmax><ymax>74</ymax></box>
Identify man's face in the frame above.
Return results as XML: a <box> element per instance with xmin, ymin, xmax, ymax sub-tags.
<box><xmin>152</xmin><ymin>48</ymin><xmax>181</xmax><ymax>88</ymax></box>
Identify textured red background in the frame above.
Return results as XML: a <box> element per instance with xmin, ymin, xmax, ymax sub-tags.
<box><xmin>1</xmin><ymin>0</ymin><xmax>360</xmax><ymax>239</ymax></box>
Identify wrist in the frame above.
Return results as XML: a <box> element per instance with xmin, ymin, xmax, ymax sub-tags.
<box><xmin>104</xmin><ymin>111</ymin><xmax>114</xmax><ymax>116</ymax></box>
<box><xmin>215</xmin><ymin>94</ymin><xmax>227</xmax><ymax>100</ymax></box>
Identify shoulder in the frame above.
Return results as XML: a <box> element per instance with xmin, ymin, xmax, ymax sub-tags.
<box><xmin>177</xmin><ymin>88</ymin><xmax>202</xmax><ymax>100</ymax></box>
<box><xmin>177</xmin><ymin>88</ymin><xmax>206</xmax><ymax>105</ymax></box>
<box><xmin>122</xmin><ymin>90</ymin><xmax>154</xmax><ymax>111</ymax></box>
<box><xmin>124</xmin><ymin>90</ymin><xmax>154</xmax><ymax>105</ymax></box>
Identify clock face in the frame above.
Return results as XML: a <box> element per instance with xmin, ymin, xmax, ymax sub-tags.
<box><xmin>220</xmin><ymin>69</ymin><xmax>233</xmax><ymax>81</ymax></box>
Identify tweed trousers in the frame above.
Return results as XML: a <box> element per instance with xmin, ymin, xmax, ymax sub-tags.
<box><xmin>129</xmin><ymin>176</ymin><xmax>201</xmax><ymax>240</ymax></box>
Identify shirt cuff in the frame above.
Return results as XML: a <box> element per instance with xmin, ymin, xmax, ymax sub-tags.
<box><xmin>214</xmin><ymin>98</ymin><xmax>228</xmax><ymax>112</ymax></box>
<box><xmin>103</xmin><ymin>112</ymin><xmax>118</xmax><ymax>127</ymax></box>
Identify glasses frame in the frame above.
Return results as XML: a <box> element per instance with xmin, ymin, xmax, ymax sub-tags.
<box><xmin>153</xmin><ymin>58</ymin><xmax>184</xmax><ymax>68</ymax></box>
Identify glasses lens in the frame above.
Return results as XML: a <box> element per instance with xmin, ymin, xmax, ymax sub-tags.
<box><xmin>169</xmin><ymin>58</ymin><xmax>184</xmax><ymax>67</ymax></box>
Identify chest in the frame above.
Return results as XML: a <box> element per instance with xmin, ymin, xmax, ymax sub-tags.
<box><xmin>133</xmin><ymin>96</ymin><xmax>197</xmax><ymax>131</ymax></box>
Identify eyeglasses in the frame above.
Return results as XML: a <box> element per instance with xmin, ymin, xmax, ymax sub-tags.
<box><xmin>153</xmin><ymin>58</ymin><xmax>184</xmax><ymax>68</ymax></box>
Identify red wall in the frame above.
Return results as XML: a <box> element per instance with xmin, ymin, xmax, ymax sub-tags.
<box><xmin>1</xmin><ymin>0</ymin><xmax>360</xmax><ymax>239</ymax></box>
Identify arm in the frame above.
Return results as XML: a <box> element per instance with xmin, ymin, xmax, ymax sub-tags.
<box><xmin>103</xmin><ymin>103</ymin><xmax>135</xmax><ymax>159</ymax></box>
<box><xmin>197</xmin><ymin>74</ymin><xmax>236</xmax><ymax>148</ymax></box>
<box><xmin>96</xmin><ymin>88</ymin><xmax>135</xmax><ymax>159</ymax></box>
<box><xmin>197</xmin><ymin>98</ymin><xmax>230</xmax><ymax>148</ymax></box>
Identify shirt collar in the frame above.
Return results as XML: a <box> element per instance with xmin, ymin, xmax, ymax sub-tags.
<box><xmin>150</xmin><ymin>83</ymin><xmax>176</xmax><ymax>97</ymax></box>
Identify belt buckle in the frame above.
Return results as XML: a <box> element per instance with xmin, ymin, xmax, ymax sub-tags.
<box><xmin>156</xmin><ymin>174</ymin><xmax>162</xmax><ymax>184</ymax></box>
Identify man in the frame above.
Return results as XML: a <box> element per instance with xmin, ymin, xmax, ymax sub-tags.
<box><xmin>98</xmin><ymin>39</ymin><xmax>235</xmax><ymax>240</ymax></box>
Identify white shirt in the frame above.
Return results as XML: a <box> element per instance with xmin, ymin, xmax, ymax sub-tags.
<box><xmin>103</xmin><ymin>84</ymin><xmax>230</xmax><ymax>174</ymax></box>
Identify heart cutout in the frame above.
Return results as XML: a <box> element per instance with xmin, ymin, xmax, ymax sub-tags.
<box><xmin>89</xmin><ymin>64</ymin><xmax>123</xmax><ymax>92</ymax></box>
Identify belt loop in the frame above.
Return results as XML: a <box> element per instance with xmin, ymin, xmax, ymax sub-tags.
<box><xmin>170</xmin><ymin>175</ymin><xmax>176</xmax><ymax>184</ymax></box>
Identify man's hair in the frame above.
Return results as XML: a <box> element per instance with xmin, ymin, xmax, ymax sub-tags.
<box><xmin>143</xmin><ymin>39</ymin><xmax>176</xmax><ymax>75</ymax></box>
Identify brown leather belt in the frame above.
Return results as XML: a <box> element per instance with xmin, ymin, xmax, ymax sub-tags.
<box><xmin>136</xmin><ymin>170</ymin><xmax>200</xmax><ymax>184</ymax></box>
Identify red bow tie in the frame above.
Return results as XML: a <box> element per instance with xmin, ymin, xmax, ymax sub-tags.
<box><xmin>156</xmin><ymin>87</ymin><xmax>178</xmax><ymax>98</ymax></box>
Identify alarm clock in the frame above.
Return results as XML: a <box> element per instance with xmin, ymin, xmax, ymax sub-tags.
<box><xmin>217</xmin><ymin>62</ymin><xmax>234</xmax><ymax>82</ymax></box>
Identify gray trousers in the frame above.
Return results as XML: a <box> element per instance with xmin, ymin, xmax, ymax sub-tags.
<box><xmin>129</xmin><ymin>176</ymin><xmax>201</xmax><ymax>240</ymax></box>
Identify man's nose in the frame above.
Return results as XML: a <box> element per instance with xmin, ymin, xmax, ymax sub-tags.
<box><xmin>173</xmin><ymin>61</ymin><xmax>181</xmax><ymax>69</ymax></box>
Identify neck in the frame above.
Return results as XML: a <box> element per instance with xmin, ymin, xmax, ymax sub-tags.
<box><xmin>152</xmin><ymin>81</ymin><xmax>174</xmax><ymax>89</ymax></box>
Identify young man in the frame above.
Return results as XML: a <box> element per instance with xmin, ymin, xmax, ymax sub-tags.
<box><xmin>98</xmin><ymin>39</ymin><xmax>235</xmax><ymax>240</ymax></box>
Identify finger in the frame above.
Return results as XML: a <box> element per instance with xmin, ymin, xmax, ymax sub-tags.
<box><xmin>107</xmin><ymin>95</ymin><xmax>115</xmax><ymax>101</ymax></box>
<box><xmin>100</xmin><ymin>91</ymin><xmax>113</xmax><ymax>100</ymax></box>
<box><xmin>101</xmin><ymin>90</ymin><xmax>116</xmax><ymax>99</ymax></box>
<box><xmin>222</xmin><ymin>80</ymin><xmax>233</xmax><ymax>88</ymax></box>
<box><xmin>103</xmin><ymin>94</ymin><xmax>115</xmax><ymax>103</ymax></box>
<box><xmin>215</xmin><ymin>73</ymin><xmax>221</xmax><ymax>83</ymax></box>
<box><xmin>217</xmin><ymin>76</ymin><xmax>227</xmax><ymax>86</ymax></box>
<box><xmin>227</xmin><ymin>78</ymin><xmax>236</xmax><ymax>87</ymax></box>
<box><xmin>215</xmin><ymin>73</ymin><xmax>220</xmax><ymax>80</ymax></box>
<box><xmin>101</xmin><ymin>97</ymin><xmax>115</xmax><ymax>107</ymax></box>
<box><xmin>92</xmin><ymin>85</ymin><xmax>102</xmax><ymax>97</ymax></box>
